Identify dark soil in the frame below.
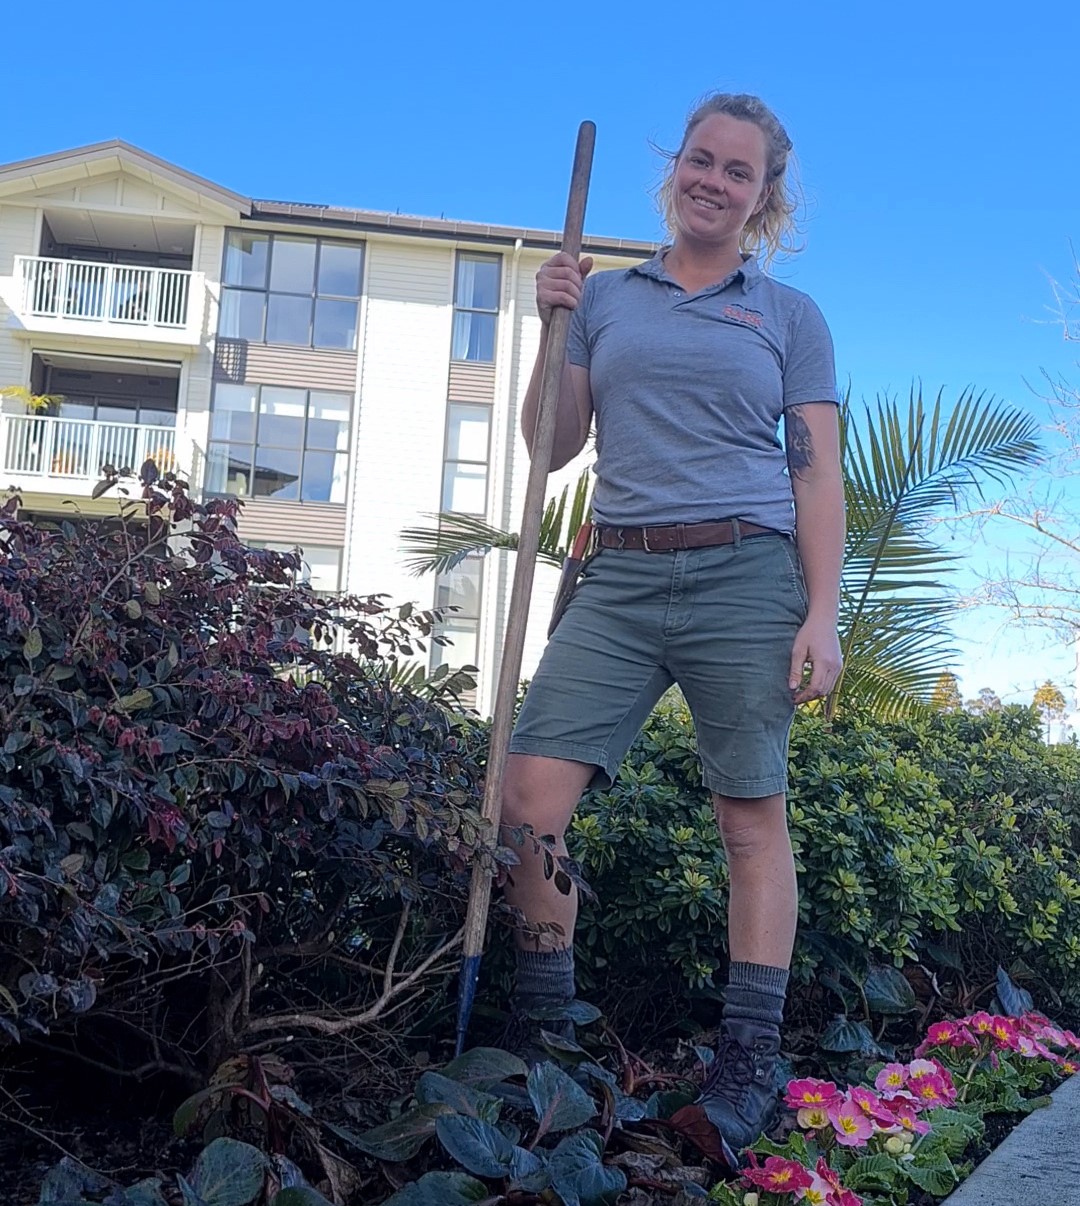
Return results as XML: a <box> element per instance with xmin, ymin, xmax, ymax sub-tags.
<box><xmin>0</xmin><ymin>1046</ymin><xmax>201</xmax><ymax>1206</ymax></box>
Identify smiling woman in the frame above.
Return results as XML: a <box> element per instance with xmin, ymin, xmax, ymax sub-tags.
<box><xmin>499</xmin><ymin>91</ymin><xmax>847</xmax><ymax>1160</ymax></box>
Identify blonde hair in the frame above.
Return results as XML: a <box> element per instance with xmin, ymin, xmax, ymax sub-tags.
<box><xmin>656</xmin><ymin>92</ymin><xmax>802</xmax><ymax>265</ymax></box>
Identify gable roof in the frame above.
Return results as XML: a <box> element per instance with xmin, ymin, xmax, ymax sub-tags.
<box><xmin>0</xmin><ymin>141</ymin><xmax>657</xmax><ymax>257</ymax></box>
<box><xmin>0</xmin><ymin>140</ymin><xmax>251</xmax><ymax>216</ymax></box>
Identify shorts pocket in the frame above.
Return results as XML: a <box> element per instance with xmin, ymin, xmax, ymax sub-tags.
<box><xmin>777</xmin><ymin>538</ymin><xmax>809</xmax><ymax>615</ymax></box>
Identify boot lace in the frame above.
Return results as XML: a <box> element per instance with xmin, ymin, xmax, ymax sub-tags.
<box><xmin>701</xmin><ymin>1034</ymin><xmax>756</xmax><ymax>1106</ymax></box>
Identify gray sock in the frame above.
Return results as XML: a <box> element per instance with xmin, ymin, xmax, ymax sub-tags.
<box><xmin>513</xmin><ymin>946</ymin><xmax>575</xmax><ymax>1012</ymax></box>
<box><xmin>723</xmin><ymin>960</ymin><xmax>788</xmax><ymax>1029</ymax></box>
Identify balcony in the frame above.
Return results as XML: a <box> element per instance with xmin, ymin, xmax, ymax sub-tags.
<box><xmin>7</xmin><ymin>256</ymin><xmax>205</xmax><ymax>346</ymax></box>
<box><xmin>0</xmin><ymin>413</ymin><xmax>181</xmax><ymax>496</ymax></box>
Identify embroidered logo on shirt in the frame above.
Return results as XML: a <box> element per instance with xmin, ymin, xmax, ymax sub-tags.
<box><xmin>722</xmin><ymin>303</ymin><xmax>764</xmax><ymax>329</ymax></box>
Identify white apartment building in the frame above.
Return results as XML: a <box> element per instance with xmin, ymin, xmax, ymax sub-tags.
<box><xmin>0</xmin><ymin>140</ymin><xmax>655</xmax><ymax>714</ymax></box>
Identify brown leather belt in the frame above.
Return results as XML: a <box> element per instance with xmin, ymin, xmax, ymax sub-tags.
<box><xmin>596</xmin><ymin>519</ymin><xmax>776</xmax><ymax>553</ymax></box>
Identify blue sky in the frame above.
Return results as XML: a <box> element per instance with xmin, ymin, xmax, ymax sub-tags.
<box><xmin>5</xmin><ymin>0</ymin><xmax>1079</xmax><ymax>707</ymax></box>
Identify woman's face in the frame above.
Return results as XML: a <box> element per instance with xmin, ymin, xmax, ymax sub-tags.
<box><xmin>671</xmin><ymin>113</ymin><xmax>770</xmax><ymax>249</ymax></box>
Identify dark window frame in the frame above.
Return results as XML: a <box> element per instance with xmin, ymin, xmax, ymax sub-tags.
<box><xmin>219</xmin><ymin>231</ymin><xmax>364</xmax><ymax>350</ymax></box>
<box><xmin>207</xmin><ymin>382</ymin><xmax>353</xmax><ymax>504</ymax></box>
<box><xmin>440</xmin><ymin>400</ymin><xmax>493</xmax><ymax>517</ymax></box>
<box><xmin>451</xmin><ymin>251</ymin><xmax>501</xmax><ymax>363</ymax></box>
<box><xmin>431</xmin><ymin>401</ymin><xmax>493</xmax><ymax>672</ymax></box>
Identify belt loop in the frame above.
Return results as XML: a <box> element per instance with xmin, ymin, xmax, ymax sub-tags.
<box><xmin>675</xmin><ymin>522</ymin><xmax>686</xmax><ymax>551</ymax></box>
<box><xmin>731</xmin><ymin>518</ymin><xmax>742</xmax><ymax>548</ymax></box>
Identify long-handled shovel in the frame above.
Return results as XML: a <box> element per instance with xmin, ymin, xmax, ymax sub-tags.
<box><xmin>454</xmin><ymin>121</ymin><xmax>596</xmax><ymax>1057</ymax></box>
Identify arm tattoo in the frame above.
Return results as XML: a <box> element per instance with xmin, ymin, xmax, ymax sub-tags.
<box><xmin>785</xmin><ymin>406</ymin><xmax>815</xmax><ymax>480</ymax></box>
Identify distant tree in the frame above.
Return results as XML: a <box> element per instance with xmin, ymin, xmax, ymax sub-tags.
<box><xmin>1033</xmin><ymin>678</ymin><xmax>1068</xmax><ymax>742</ymax></box>
<box><xmin>931</xmin><ymin>671</ymin><xmax>963</xmax><ymax>712</ymax></box>
<box><xmin>966</xmin><ymin>687</ymin><xmax>1003</xmax><ymax>715</ymax></box>
<box><xmin>964</xmin><ymin>256</ymin><xmax>1080</xmax><ymax>645</ymax></box>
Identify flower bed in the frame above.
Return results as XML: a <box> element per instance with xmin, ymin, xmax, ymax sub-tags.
<box><xmin>709</xmin><ymin>1011</ymin><xmax>1080</xmax><ymax>1205</ymax></box>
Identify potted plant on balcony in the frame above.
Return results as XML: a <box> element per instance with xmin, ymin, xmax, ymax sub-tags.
<box><xmin>0</xmin><ymin>385</ymin><xmax>63</xmax><ymax>416</ymax></box>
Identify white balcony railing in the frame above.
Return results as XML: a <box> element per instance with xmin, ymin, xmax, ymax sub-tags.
<box><xmin>2</xmin><ymin>414</ymin><xmax>179</xmax><ymax>483</ymax></box>
<box><xmin>14</xmin><ymin>256</ymin><xmax>195</xmax><ymax>332</ymax></box>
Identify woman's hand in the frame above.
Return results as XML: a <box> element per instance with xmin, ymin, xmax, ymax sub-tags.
<box><xmin>537</xmin><ymin>252</ymin><xmax>593</xmax><ymax>325</ymax></box>
<box><xmin>789</xmin><ymin>616</ymin><xmax>843</xmax><ymax>704</ymax></box>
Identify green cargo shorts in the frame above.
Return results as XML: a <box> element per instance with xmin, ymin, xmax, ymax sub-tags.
<box><xmin>509</xmin><ymin>533</ymin><xmax>808</xmax><ymax>798</ymax></box>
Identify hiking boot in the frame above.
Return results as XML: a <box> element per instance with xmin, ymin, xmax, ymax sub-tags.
<box><xmin>678</xmin><ymin>1018</ymin><xmax>781</xmax><ymax>1156</ymax></box>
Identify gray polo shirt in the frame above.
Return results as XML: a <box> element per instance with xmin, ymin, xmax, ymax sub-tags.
<box><xmin>567</xmin><ymin>251</ymin><xmax>838</xmax><ymax>533</ymax></box>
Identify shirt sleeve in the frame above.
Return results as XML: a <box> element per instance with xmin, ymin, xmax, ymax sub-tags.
<box><xmin>783</xmin><ymin>295</ymin><xmax>838</xmax><ymax>409</ymax></box>
<box><xmin>566</xmin><ymin>274</ymin><xmax>594</xmax><ymax>368</ymax></box>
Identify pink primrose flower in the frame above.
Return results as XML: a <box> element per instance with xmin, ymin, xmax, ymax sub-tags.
<box><xmin>890</xmin><ymin>1101</ymin><xmax>932</xmax><ymax>1136</ymax></box>
<box><xmin>989</xmin><ymin>1017</ymin><xmax>1021</xmax><ymax>1050</ymax></box>
<box><xmin>848</xmin><ymin>1086</ymin><xmax>898</xmax><ymax>1128</ymax></box>
<box><xmin>1016</xmin><ymin>1033</ymin><xmax>1054</xmax><ymax>1060</ymax></box>
<box><xmin>828</xmin><ymin>1098</ymin><xmax>874</xmax><ymax>1147</ymax></box>
<box><xmin>742</xmin><ymin>1155</ymin><xmax>814</xmax><ymax>1194</ymax></box>
<box><xmin>809</xmin><ymin>1166</ymin><xmax>865</xmax><ymax>1206</ymax></box>
<box><xmin>968</xmin><ymin>1011</ymin><xmax>996</xmax><ymax>1036</ymax></box>
<box><xmin>874</xmin><ymin>1063</ymin><xmax>909</xmax><ymax>1092</ymax></box>
<box><xmin>786</xmin><ymin>1078</ymin><xmax>844</xmax><ymax>1111</ymax></box>
<box><xmin>910</xmin><ymin>1075</ymin><xmax>950</xmax><ymax>1107</ymax></box>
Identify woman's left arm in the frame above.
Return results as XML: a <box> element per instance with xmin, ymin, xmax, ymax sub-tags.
<box><xmin>784</xmin><ymin>402</ymin><xmax>846</xmax><ymax>704</ymax></box>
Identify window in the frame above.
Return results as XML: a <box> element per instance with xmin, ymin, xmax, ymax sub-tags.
<box><xmin>248</xmin><ymin>542</ymin><xmax>343</xmax><ymax>594</ymax></box>
<box><xmin>451</xmin><ymin>252</ymin><xmax>500</xmax><ymax>362</ymax></box>
<box><xmin>431</xmin><ymin>556</ymin><xmax>483</xmax><ymax>673</ymax></box>
<box><xmin>441</xmin><ymin>402</ymin><xmax>491</xmax><ymax>515</ymax></box>
<box><xmin>206</xmin><ymin>384</ymin><xmax>351</xmax><ymax>502</ymax></box>
<box><xmin>432</xmin><ymin>402</ymin><xmax>492</xmax><ymax>675</ymax></box>
<box><xmin>219</xmin><ymin>232</ymin><xmax>363</xmax><ymax>350</ymax></box>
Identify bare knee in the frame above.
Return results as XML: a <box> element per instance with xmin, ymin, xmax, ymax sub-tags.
<box><xmin>713</xmin><ymin>793</ymin><xmax>789</xmax><ymax>862</ymax></box>
<box><xmin>499</xmin><ymin>754</ymin><xmax>592</xmax><ymax>842</ymax></box>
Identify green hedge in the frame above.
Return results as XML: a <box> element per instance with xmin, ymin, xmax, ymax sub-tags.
<box><xmin>566</xmin><ymin>700</ymin><xmax>1080</xmax><ymax>1032</ymax></box>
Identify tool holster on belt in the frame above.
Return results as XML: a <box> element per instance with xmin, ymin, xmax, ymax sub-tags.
<box><xmin>547</xmin><ymin>521</ymin><xmax>597</xmax><ymax>638</ymax></box>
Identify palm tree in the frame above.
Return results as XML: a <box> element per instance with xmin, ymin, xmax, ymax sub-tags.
<box><xmin>401</xmin><ymin>389</ymin><xmax>1040</xmax><ymax>718</ymax></box>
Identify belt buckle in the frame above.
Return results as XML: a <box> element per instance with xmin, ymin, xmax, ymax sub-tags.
<box><xmin>641</xmin><ymin>526</ymin><xmax>656</xmax><ymax>553</ymax></box>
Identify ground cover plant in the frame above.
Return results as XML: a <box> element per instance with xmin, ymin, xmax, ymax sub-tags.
<box><xmin>4</xmin><ymin>469</ymin><xmax>1080</xmax><ymax>1204</ymax></box>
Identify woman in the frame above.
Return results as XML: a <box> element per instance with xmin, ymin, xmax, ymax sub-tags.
<box><xmin>502</xmin><ymin>92</ymin><xmax>845</xmax><ymax>1154</ymax></box>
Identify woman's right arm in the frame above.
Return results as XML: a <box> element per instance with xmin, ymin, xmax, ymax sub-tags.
<box><xmin>520</xmin><ymin>252</ymin><xmax>595</xmax><ymax>472</ymax></box>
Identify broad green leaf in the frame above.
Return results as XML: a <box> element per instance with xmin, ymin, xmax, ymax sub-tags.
<box><xmin>36</xmin><ymin>1157</ymin><xmax>111</xmax><ymax>1202</ymax></box>
<box><xmin>643</xmin><ymin>1089</ymin><xmax>694</xmax><ymax>1119</ymax></box>
<box><xmin>383</xmin><ymin>1171</ymin><xmax>489</xmax><ymax>1206</ymax></box>
<box><xmin>844</xmin><ymin>1153</ymin><xmax>900</xmax><ymax>1191</ymax></box>
<box><xmin>271</xmin><ymin>1191</ymin><xmax>334</xmax><ymax>1206</ymax></box>
<box><xmin>143</xmin><ymin>581</ymin><xmax>162</xmax><ymax>606</ymax></box>
<box><xmin>118</xmin><ymin>688</ymin><xmax>154</xmax><ymax>711</ymax></box>
<box><xmin>441</xmin><ymin>1046</ymin><xmax>528</xmax><ymax>1087</ymax></box>
<box><xmin>509</xmin><ymin>1145</ymin><xmax>550</xmax><ymax>1192</ymax></box>
<box><xmin>996</xmin><ymin>965</ymin><xmax>1034</xmax><ymax>1017</ymax></box>
<box><xmin>188</xmin><ymin>1138</ymin><xmax>266</xmax><ymax>1206</ymax></box>
<box><xmin>23</xmin><ymin>628</ymin><xmax>42</xmax><ymax>660</ymax></box>
<box><xmin>819</xmin><ymin>1016</ymin><xmax>884</xmax><ymax>1055</ymax></box>
<box><xmin>547</xmin><ymin>1129</ymin><xmax>626</xmax><ymax>1206</ymax></box>
<box><xmin>415</xmin><ymin>1070</ymin><xmax>501</xmax><ymax>1120</ymax></box>
<box><xmin>126</xmin><ymin>1182</ymin><xmax>169</xmax><ymax>1205</ymax></box>
<box><xmin>345</xmin><ymin>1103</ymin><xmax>452</xmax><ymax>1161</ymax></box>
<box><xmin>527</xmin><ymin>1000</ymin><xmax>603</xmax><ymax>1025</ymax></box>
<box><xmin>173</xmin><ymin>1087</ymin><xmax>217</xmax><ymax>1137</ymax></box>
<box><xmin>435</xmin><ymin>1114</ymin><xmax>515</xmax><ymax>1178</ymax></box>
<box><xmin>863</xmin><ymin>964</ymin><xmax>917</xmax><ymax>1014</ymax></box>
<box><xmin>905</xmin><ymin>1158</ymin><xmax>959</xmax><ymax>1196</ymax></box>
<box><xmin>526</xmin><ymin>1062</ymin><xmax>596</xmax><ymax>1139</ymax></box>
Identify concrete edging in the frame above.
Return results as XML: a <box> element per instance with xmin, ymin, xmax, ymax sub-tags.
<box><xmin>940</xmin><ymin>1073</ymin><xmax>1080</xmax><ymax>1204</ymax></box>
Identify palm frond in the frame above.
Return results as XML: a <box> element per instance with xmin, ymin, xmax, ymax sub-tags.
<box><xmin>400</xmin><ymin>469</ymin><xmax>595</xmax><ymax>578</ymax></box>
<box><xmin>400</xmin><ymin>512</ymin><xmax>545</xmax><ymax>577</ymax></box>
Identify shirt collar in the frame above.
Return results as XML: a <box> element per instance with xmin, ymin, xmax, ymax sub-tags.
<box><xmin>630</xmin><ymin>248</ymin><xmax>763</xmax><ymax>295</ymax></box>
